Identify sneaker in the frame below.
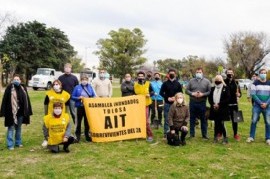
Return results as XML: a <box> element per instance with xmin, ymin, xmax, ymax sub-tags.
<box><xmin>234</xmin><ymin>134</ymin><xmax>241</xmax><ymax>141</ymax></box>
<box><xmin>146</xmin><ymin>137</ymin><xmax>153</xmax><ymax>142</ymax></box>
<box><xmin>202</xmin><ymin>136</ymin><xmax>209</xmax><ymax>140</ymax></box>
<box><xmin>8</xmin><ymin>147</ymin><xmax>14</xmax><ymax>150</ymax></box>
<box><xmin>217</xmin><ymin>133</ymin><xmax>222</xmax><ymax>140</ymax></box>
<box><xmin>246</xmin><ymin>137</ymin><xmax>254</xmax><ymax>143</ymax></box>
<box><xmin>266</xmin><ymin>139</ymin><xmax>270</xmax><ymax>145</ymax></box>
<box><xmin>222</xmin><ymin>138</ymin><xmax>228</xmax><ymax>145</ymax></box>
<box><xmin>41</xmin><ymin>140</ymin><xmax>48</xmax><ymax>147</ymax></box>
<box><xmin>16</xmin><ymin>144</ymin><xmax>23</xmax><ymax>148</ymax></box>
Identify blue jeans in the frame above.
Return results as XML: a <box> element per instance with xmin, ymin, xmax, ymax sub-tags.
<box><xmin>67</xmin><ymin>100</ymin><xmax>76</xmax><ymax>124</ymax></box>
<box><xmin>7</xmin><ymin>116</ymin><xmax>23</xmax><ymax>148</ymax></box>
<box><xmin>189</xmin><ymin>101</ymin><xmax>208</xmax><ymax>137</ymax></box>
<box><xmin>163</xmin><ymin>103</ymin><xmax>172</xmax><ymax>134</ymax></box>
<box><xmin>249</xmin><ymin>104</ymin><xmax>270</xmax><ymax>140</ymax></box>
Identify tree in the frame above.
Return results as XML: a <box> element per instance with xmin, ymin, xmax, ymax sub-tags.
<box><xmin>95</xmin><ymin>28</ymin><xmax>147</xmax><ymax>82</ymax></box>
<box><xmin>69</xmin><ymin>56</ymin><xmax>85</xmax><ymax>73</ymax></box>
<box><xmin>156</xmin><ymin>58</ymin><xmax>182</xmax><ymax>74</ymax></box>
<box><xmin>0</xmin><ymin>20</ymin><xmax>76</xmax><ymax>83</ymax></box>
<box><xmin>224</xmin><ymin>32</ymin><xmax>270</xmax><ymax>78</ymax></box>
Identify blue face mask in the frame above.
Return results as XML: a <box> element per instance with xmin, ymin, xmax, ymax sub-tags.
<box><xmin>13</xmin><ymin>80</ymin><xmax>20</xmax><ymax>86</ymax></box>
<box><xmin>196</xmin><ymin>73</ymin><xmax>203</xmax><ymax>79</ymax></box>
<box><xmin>260</xmin><ymin>73</ymin><xmax>266</xmax><ymax>80</ymax></box>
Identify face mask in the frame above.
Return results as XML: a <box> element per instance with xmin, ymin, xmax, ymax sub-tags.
<box><xmin>138</xmin><ymin>78</ymin><xmax>144</xmax><ymax>83</ymax></box>
<box><xmin>260</xmin><ymin>74</ymin><xmax>266</xmax><ymax>80</ymax></box>
<box><xmin>53</xmin><ymin>84</ymin><xmax>61</xmax><ymax>92</ymax></box>
<box><xmin>227</xmin><ymin>74</ymin><xmax>233</xmax><ymax>79</ymax></box>
<box><xmin>64</xmin><ymin>67</ymin><xmax>71</xmax><ymax>74</ymax></box>
<box><xmin>81</xmin><ymin>80</ymin><xmax>88</xmax><ymax>86</ymax></box>
<box><xmin>155</xmin><ymin>77</ymin><xmax>160</xmax><ymax>81</ymax></box>
<box><xmin>13</xmin><ymin>80</ymin><xmax>20</xmax><ymax>86</ymax></box>
<box><xmin>99</xmin><ymin>74</ymin><xmax>105</xmax><ymax>79</ymax></box>
<box><xmin>196</xmin><ymin>73</ymin><xmax>202</xmax><ymax>79</ymax></box>
<box><xmin>177</xmin><ymin>98</ymin><xmax>183</xmax><ymax>104</ymax></box>
<box><xmin>215</xmin><ymin>81</ymin><xmax>222</xmax><ymax>85</ymax></box>
<box><xmin>54</xmin><ymin>108</ymin><xmax>62</xmax><ymax>116</ymax></box>
<box><xmin>169</xmin><ymin>74</ymin><xmax>175</xmax><ymax>79</ymax></box>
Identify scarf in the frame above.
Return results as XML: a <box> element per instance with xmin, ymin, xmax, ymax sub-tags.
<box><xmin>213</xmin><ymin>84</ymin><xmax>223</xmax><ymax>104</ymax></box>
<box><xmin>11</xmin><ymin>85</ymin><xmax>28</xmax><ymax>124</ymax></box>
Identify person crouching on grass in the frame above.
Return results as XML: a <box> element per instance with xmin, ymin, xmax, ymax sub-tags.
<box><xmin>167</xmin><ymin>92</ymin><xmax>189</xmax><ymax>146</ymax></box>
<box><xmin>43</xmin><ymin>102</ymin><xmax>74</xmax><ymax>153</ymax></box>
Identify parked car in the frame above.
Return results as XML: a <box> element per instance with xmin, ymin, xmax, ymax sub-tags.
<box><xmin>236</xmin><ymin>79</ymin><xmax>252</xmax><ymax>90</ymax></box>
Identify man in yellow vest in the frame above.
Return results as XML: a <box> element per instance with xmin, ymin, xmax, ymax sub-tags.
<box><xmin>43</xmin><ymin>102</ymin><xmax>74</xmax><ymax>153</ymax></box>
<box><xmin>134</xmin><ymin>71</ymin><xmax>154</xmax><ymax>142</ymax></box>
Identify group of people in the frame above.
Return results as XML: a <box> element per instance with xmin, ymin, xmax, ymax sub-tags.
<box><xmin>1</xmin><ymin>63</ymin><xmax>270</xmax><ymax>152</ymax></box>
<box><xmin>121</xmin><ymin>67</ymin><xmax>270</xmax><ymax>146</ymax></box>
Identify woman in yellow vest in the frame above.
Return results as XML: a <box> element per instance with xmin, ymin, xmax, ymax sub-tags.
<box><xmin>134</xmin><ymin>71</ymin><xmax>154</xmax><ymax>142</ymax></box>
<box><xmin>42</xmin><ymin>80</ymin><xmax>70</xmax><ymax>147</ymax></box>
<box><xmin>43</xmin><ymin>102</ymin><xmax>74</xmax><ymax>153</ymax></box>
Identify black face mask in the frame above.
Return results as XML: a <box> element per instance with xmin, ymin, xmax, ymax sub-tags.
<box><xmin>155</xmin><ymin>77</ymin><xmax>160</xmax><ymax>81</ymax></box>
<box><xmin>169</xmin><ymin>74</ymin><xmax>175</xmax><ymax>79</ymax></box>
<box><xmin>138</xmin><ymin>78</ymin><xmax>144</xmax><ymax>83</ymax></box>
<box><xmin>215</xmin><ymin>81</ymin><xmax>222</xmax><ymax>85</ymax></box>
<box><xmin>227</xmin><ymin>74</ymin><xmax>233</xmax><ymax>79</ymax></box>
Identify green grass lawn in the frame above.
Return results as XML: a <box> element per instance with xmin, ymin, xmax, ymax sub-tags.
<box><xmin>0</xmin><ymin>88</ymin><xmax>270</xmax><ymax>178</ymax></box>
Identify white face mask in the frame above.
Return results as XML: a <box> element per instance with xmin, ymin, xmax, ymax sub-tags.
<box><xmin>54</xmin><ymin>108</ymin><xmax>62</xmax><ymax>115</ymax></box>
<box><xmin>53</xmin><ymin>84</ymin><xmax>61</xmax><ymax>92</ymax></box>
<box><xmin>81</xmin><ymin>80</ymin><xmax>88</xmax><ymax>86</ymax></box>
<box><xmin>177</xmin><ymin>98</ymin><xmax>183</xmax><ymax>104</ymax></box>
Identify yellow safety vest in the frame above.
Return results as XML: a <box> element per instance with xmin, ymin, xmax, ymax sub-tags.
<box><xmin>134</xmin><ymin>81</ymin><xmax>152</xmax><ymax>106</ymax></box>
<box><xmin>44</xmin><ymin>113</ymin><xmax>70</xmax><ymax>145</ymax></box>
<box><xmin>46</xmin><ymin>90</ymin><xmax>70</xmax><ymax>115</ymax></box>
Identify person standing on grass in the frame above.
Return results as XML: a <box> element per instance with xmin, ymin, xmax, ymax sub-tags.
<box><xmin>134</xmin><ymin>71</ymin><xmax>154</xmax><ymax>142</ymax></box>
<box><xmin>247</xmin><ymin>68</ymin><xmax>270</xmax><ymax>145</ymax></box>
<box><xmin>186</xmin><ymin>67</ymin><xmax>211</xmax><ymax>139</ymax></box>
<box><xmin>0</xmin><ymin>74</ymin><xmax>32</xmax><ymax>150</ymax></box>
<box><xmin>121</xmin><ymin>73</ymin><xmax>135</xmax><ymax>97</ymax></box>
<box><xmin>42</xmin><ymin>80</ymin><xmax>70</xmax><ymax>147</ymax></box>
<box><xmin>167</xmin><ymin>92</ymin><xmax>189</xmax><ymax>146</ymax></box>
<box><xmin>247</xmin><ymin>73</ymin><xmax>258</xmax><ymax>104</ymax></box>
<box><xmin>92</xmin><ymin>69</ymin><xmax>113</xmax><ymax>98</ymax></box>
<box><xmin>208</xmin><ymin>75</ymin><xmax>230</xmax><ymax>144</ymax></box>
<box><xmin>72</xmin><ymin>75</ymin><xmax>96</xmax><ymax>142</ymax></box>
<box><xmin>58</xmin><ymin>63</ymin><xmax>79</xmax><ymax>124</ymax></box>
<box><xmin>224</xmin><ymin>68</ymin><xmax>242</xmax><ymax>141</ymax></box>
<box><xmin>150</xmin><ymin>72</ymin><xmax>164</xmax><ymax>127</ymax></box>
<box><xmin>43</xmin><ymin>102</ymin><xmax>74</xmax><ymax>153</ymax></box>
<box><xmin>160</xmin><ymin>69</ymin><xmax>183</xmax><ymax>138</ymax></box>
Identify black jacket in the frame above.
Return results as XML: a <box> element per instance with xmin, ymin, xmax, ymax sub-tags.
<box><xmin>160</xmin><ymin>79</ymin><xmax>182</xmax><ymax>104</ymax></box>
<box><xmin>208</xmin><ymin>85</ymin><xmax>230</xmax><ymax>121</ymax></box>
<box><xmin>0</xmin><ymin>84</ymin><xmax>33</xmax><ymax>127</ymax></box>
<box><xmin>224</xmin><ymin>78</ymin><xmax>241</xmax><ymax>104</ymax></box>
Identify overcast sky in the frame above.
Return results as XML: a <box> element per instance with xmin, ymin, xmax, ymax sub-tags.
<box><xmin>1</xmin><ymin>0</ymin><xmax>270</xmax><ymax>68</ymax></box>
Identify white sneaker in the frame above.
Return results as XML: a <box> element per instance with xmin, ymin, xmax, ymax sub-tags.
<box><xmin>41</xmin><ymin>140</ymin><xmax>48</xmax><ymax>147</ymax></box>
<box><xmin>246</xmin><ymin>137</ymin><xmax>254</xmax><ymax>143</ymax></box>
<box><xmin>266</xmin><ymin>139</ymin><xmax>270</xmax><ymax>145</ymax></box>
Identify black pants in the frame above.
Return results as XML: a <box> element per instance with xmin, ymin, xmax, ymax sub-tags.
<box><xmin>49</xmin><ymin>136</ymin><xmax>75</xmax><ymax>153</ymax></box>
<box><xmin>150</xmin><ymin>100</ymin><xmax>163</xmax><ymax>125</ymax></box>
<box><xmin>75</xmin><ymin>106</ymin><xmax>90</xmax><ymax>141</ymax></box>
<box><xmin>167</xmin><ymin>127</ymin><xmax>188</xmax><ymax>146</ymax></box>
<box><xmin>214</xmin><ymin>119</ymin><xmax>227</xmax><ymax>138</ymax></box>
<box><xmin>229</xmin><ymin>105</ymin><xmax>238</xmax><ymax>136</ymax></box>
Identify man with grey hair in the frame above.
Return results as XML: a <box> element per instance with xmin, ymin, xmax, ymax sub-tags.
<box><xmin>92</xmin><ymin>69</ymin><xmax>112</xmax><ymax>97</ymax></box>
